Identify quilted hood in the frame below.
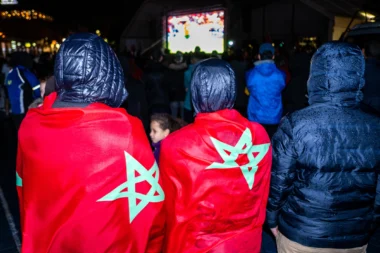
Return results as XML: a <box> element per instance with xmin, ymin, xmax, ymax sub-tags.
<box><xmin>191</xmin><ymin>58</ymin><xmax>236</xmax><ymax>114</ymax></box>
<box><xmin>54</xmin><ymin>33</ymin><xmax>127</xmax><ymax>107</ymax></box>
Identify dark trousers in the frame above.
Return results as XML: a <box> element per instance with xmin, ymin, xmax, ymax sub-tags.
<box><xmin>11</xmin><ymin>114</ymin><xmax>25</xmax><ymax>132</ymax></box>
<box><xmin>368</xmin><ymin>226</ymin><xmax>380</xmax><ymax>253</ymax></box>
<box><xmin>261</xmin><ymin>225</ymin><xmax>278</xmax><ymax>253</ymax></box>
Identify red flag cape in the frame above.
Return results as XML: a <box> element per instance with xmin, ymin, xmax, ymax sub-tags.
<box><xmin>160</xmin><ymin>109</ymin><xmax>272</xmax><ymax>253</ymax></box>
<box><xmin>16</xmin><ymin>92</ymin><xmax>165</xmax><ymax>253</ymax></box>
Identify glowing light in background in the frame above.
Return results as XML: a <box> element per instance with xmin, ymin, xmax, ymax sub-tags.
<box><xmin>0</xmin><ymin>9</ymin><xmax>53</xmax><ymax>21</ymax></box>
<box><xmin>0</xmin><ymin>0</ymin><xmax>18</xmax><ymax>5</ymax></box>
<box><xmin>359</xmin><ymin>11</ymin><xmax>375</xmax><ymax>20</ymax></box>
<box><xmin>167</xmin><ymin>10</ymin><xmax>225</xmax><ymax>53</ymax></box>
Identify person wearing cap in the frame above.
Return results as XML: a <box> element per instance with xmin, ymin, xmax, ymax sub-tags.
<box><xmin>246</xmin><ymin>42</ymin><xmax>286</xmax><ymax>138</ymax></box>
<box><xmin>16</xmin><ymin>33</ymin><xmax>165</xmax><ymax>253</ymax></box>
<box><xmin>267</xmin><ymin>42</ymin><xmax>380</xmax><ymax>253</ymax></box>
<box><xmin>160</xmin><ymin>58</ymin><xmax>272</xmax><ymax>252</ymax></box>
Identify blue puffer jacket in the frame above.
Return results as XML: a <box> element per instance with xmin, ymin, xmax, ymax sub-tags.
<box><xmin>54</xmin><ymin>33</ymin><xmax>127</xmax><ymax>107</ymax></box>
<box><xmin>246</xmin><ymin>60</ymin><xmax>285</xmax><ymax>125</ymax></box>
<box><xmin>267</xmin><ymin>42</ymin><xmax>380</xmax><ymax>249</ymax></box>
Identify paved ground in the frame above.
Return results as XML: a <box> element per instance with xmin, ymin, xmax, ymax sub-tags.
<box><xmin>0</xmin><ymin>117</ymin><xmax>20</xmax><ymax>253</ymax></box>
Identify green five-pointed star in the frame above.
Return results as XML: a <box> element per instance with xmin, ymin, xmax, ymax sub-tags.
<box><xmin>98</xmin><ymin>151</ymin><xmax>165</xmax><ymax>223</ymax></box>
<box><xmin>16</xmin><ymin>171</ymin><xmax>22</xmax><ymax>187</ymax></box>
<box><xmin>207</xmin><ymin>128</ymin><xmax>270</xmax><ymax>190</ymax></box>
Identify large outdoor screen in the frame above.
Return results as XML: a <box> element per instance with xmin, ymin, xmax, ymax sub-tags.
<box><xmin>167</xmin><ymin>10</ymin><xmax>225</xmax><ymax>53</ymax></box>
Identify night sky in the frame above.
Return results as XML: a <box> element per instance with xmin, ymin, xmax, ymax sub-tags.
<box><xmin>6</xmin><ymin>0</ymin><xmax>380</xmax><ymax>41</ymax></box>
<box><xmin>16</xmin><ymin>0</ymin><xmax>144</xmax><ymax>39</ymax></box>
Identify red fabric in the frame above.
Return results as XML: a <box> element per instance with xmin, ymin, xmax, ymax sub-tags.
<box><xmin>16</xmin><ymin>92</ymin><xmax>165</xmax><ymax>253</ymax></box>
<box><xmin>279</xmin><ymin>66</ymin><xmax>291</xmax><ymax>85</ymax></box>
<box><xmin>160</xmin><ymin>109</ymin><xmax>272</xmax><ymax>253</ymax></box>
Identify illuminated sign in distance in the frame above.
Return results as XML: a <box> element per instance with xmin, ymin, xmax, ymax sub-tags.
<box><xmin>1</xmin><ymin>0</ymin><xmax>18</xmax><ymax>5</ymax></box>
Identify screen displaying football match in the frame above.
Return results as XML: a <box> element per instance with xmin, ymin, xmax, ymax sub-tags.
<box><xmin>167</xmin><ymin>10</ymin><xmax>225</xmax><ymax>53</ymax></box>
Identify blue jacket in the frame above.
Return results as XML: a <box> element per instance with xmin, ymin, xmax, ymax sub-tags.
<box><xmin>5</xmin><ymin>65</ymin><xmax>40</xmax><ymax>115</ymax></box>
<box><xmin>54</xmin><ymin>33</ymin><xmax>127</xmax><ymax>107</ymax></box>
<box><xmin>267</xmin><ymin>42</ymin><xmax>380</xmax><ymax>249</ymax></box>
<box><xmin>246</xmin><ymin>60</ymin><xmax>285</xmax><ymax>124</ymax></box>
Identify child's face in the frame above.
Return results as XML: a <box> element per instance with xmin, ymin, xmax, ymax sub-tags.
<box><xmin>150</xmin><ymin>121</ymin><xmax>170</xmax><ymax>144</ymax></box>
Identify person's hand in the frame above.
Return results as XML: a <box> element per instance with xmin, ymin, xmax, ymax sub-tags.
<box><xmin>271</xmin><ymin>227</ymin><xmax>279</xmax><ymax>237</ymax></box>
<box><xmin>39</xmin><ymin>80</ymin><xmax>47</xmax><ymax>98</ymax></box>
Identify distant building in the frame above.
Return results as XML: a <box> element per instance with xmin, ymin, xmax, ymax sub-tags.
<box><xmin>0</xmin><ymin>6</ymin><xmax>62</xmax><ymax>56</ymax></box>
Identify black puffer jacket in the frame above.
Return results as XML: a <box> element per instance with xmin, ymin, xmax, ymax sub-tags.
<box><xmin>54</xmin><ymin>33</ymin><xmax>127</xmax><ymax>107</ymax></box>
<box><xmin>267</xmin><ymin>42</ymin><xmax>380</xmax><ymax>249</ymax></box>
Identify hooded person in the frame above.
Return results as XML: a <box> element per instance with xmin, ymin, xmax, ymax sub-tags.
<box><xmin>16</xmin><ymin>33</ymin><xmax>165</xmax><ymax>253</ymax></box>
<box><xmin>246</xmin><ymin>43</ymin><xmax>286</xmax><ymax>138</ymax></box>
<box><xmin>160</xmin><ymin>58</ymin><xmax>272</xmax><ymax>252</ymax></box>
<box><xmin>267</xmin><ymin>42</ymin><xmax>380</xmax><ymax>253</ymax></box>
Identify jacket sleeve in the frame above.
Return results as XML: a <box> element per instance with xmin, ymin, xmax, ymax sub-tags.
<box><xmin>266</xmin><ymin>117</ymin><xmax>297</xmax><ymax>228</ymax></box>
<box><xmin>280</xmin><ymin>73</ymin><xmax>286</xmax><ymax>91</ymax></box>
<box><xmin>246</xmin><ymin>70</ymin><xmax>255</xmax><ymax>94</ymax></box>
<box><xmin>24</xmin><ymin>70</ymin><xmax>41</xmax><ymax>98</ymax></box>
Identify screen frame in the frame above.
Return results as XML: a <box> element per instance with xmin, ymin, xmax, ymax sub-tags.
<box><xmin>164</xmin><ymin>7</ymin><xmax>227</xmax><ymax>54</ymax></box>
